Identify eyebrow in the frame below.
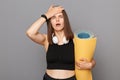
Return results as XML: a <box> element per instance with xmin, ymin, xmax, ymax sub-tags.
<box><xmin>57</xmin><ymin>13</ymin><xmax>63</xmax><ymax>16</ymax></box>
<box><xmin>52</xmin><ymin>14</ymin><xmax>62</xmax><ymax>18</ymax></box>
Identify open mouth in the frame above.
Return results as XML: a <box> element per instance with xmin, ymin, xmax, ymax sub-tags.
<box><xmin>56</xmin><ymin>23</ymin><xmax>61</xmax><ymax>26</ymax></box>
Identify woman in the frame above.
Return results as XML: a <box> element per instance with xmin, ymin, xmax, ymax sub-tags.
<box><xmin>26</xmin><ymin>5</ymin><xmax>96</xmax><ymax>80</ymax></box>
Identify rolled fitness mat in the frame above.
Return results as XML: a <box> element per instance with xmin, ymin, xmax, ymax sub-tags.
<box><xmin>73</xmin><ymin>32</ymin><xmax>97</xmax><ymax>80</ymax></box>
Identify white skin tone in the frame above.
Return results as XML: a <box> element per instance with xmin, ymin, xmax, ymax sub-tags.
<box><xmin>50</xmin><ymin>12</ymin><xmax>65</xmax><ymax>45</ymax></box>
<box><xmin>26</xmin><ymin>5</ymin><xmax>96</xmax><ymax>79</ymax></box>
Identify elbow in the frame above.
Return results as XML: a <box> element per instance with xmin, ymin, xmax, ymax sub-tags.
<box><xmin>92</xmin><ymin>60</ymin><xmax>96</xmax><ymax>69</ymax></box>
<box><xmin>26</xmin><ymin>31</ymin><xmax>33</xmax><ymax>38</ymax></box>
<box><xmin>26</xmin><ymin>31</ymin><xmax>30</xmax><ymax>37</ymax></box>
<box><xmin>26</xmin><ymin>31</ymin><xmax>38</xmax><ymax>40</ymax></box>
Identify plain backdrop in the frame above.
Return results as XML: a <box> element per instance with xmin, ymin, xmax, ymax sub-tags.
<box><xmin>1</xmin><ymin>0</ymin><xmax>120</xmax><ymax>80</ymax></box>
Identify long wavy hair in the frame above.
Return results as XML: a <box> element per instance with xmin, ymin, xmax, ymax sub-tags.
<box><xmin>47</xmin><ymin>10</ymin><xmax>74</xmax><ymax>44</ymax></box>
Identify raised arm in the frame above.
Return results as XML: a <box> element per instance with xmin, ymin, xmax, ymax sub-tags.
<box><xmin>26</xmin><ymin>16</ymin><xmax>47</xmax><ymax>46</ymax></box>
<box><xmin>26</xmin><ymin>5</ymin><xmax>64</xmax><ymax>46</ymax></box>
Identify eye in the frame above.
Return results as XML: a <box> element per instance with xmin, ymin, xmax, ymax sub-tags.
<box><xmin>51</xmin><ymin>16</ymin><xmax>56</xmax><ymax>20</ymax></box>
<box><xmin>59</xmin><ymin>15</ymin><xmax>63</xmax><ymax>18</ymax></box>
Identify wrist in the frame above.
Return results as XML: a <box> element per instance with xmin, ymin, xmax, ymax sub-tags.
<box><xmin>45</xmin><ymin>13</ymin><xmax>49</xmax><ymax>19</ymax></box>
<box><xmin>41</xmin><ymin>14</ymin><xmax>48</xmax><ymax>21</ymax></box>
<box><xmin>88</xmin><ymin>62</ymin><xmax>92</xmax><ymax>69</ymax></box>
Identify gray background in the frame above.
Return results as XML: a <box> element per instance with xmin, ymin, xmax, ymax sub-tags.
<box><xmin>1</xmin><ymin>0</ymin><xmax>120</xmax><ymax>80</ymax></box>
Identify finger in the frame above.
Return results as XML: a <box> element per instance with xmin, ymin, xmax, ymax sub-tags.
<box><xmin>61</xmin><ymin>7</ymin><xmax>64</xmax><ymax>11</ymax></box>
<box><xmin>75</xmin><ymin>61</ymin><xmax>79</xmax><ymax>66</ymax></box>
<box><xmin>50</xmin><ymin>4</ymin><xmax>54</xmax><ymax>9</ymax></box>
<box><xmin>80</xmin><ymin>58</ymin><xmax>88</xmax><ymax>61</ymax></box>
<box><xmin>53</xmin><ymin>5</ymin><xmax>63</xmax><ymax>10</ymax></box>
<box><xmin>58</xmin><ymin>6</ymin><xmax>63</xmax><ymax>8</ymax></box>
<box><xmin>58</xmin><ymin>6</ymin><xmax>64</xmax><ymax>10</ymax></box>
<box><xmin>76</xmin><ymin>65</ymin><xmax>81</xmax><ymax>70</ymax></box>
<box><xmin>53</xmin><ymin>5</ymin><xmax>60</xmax><ymax>7</ymax></box>
<box><xmin>76</xmin><ymin>61</ymin><xmax>82</xmax><ymax>69</ymax></box>
<box><xmin>79</xmin><ymin>58</ymin><xmax>85</xmax><ymax>61</ymax></box>
<box><xmin>75</xmin><ymin>62</ymin><xmax>81</xmax><ymax>69</ymax></box>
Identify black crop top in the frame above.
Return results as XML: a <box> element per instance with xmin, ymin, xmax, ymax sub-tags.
<box><xmin>46</xmin><ymin>39</ymin><xmax>75</xmax><ymax>70</ymax></box>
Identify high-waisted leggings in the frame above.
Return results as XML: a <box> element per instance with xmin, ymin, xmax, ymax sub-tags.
<box><xmin>43</xmin><ymin>73</ymin><xmax>76</xmax><ymax>80</ymax></box>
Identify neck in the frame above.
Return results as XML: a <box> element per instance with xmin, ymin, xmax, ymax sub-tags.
<box><xmin>54</xmin><ymin>30</ymin><xmax>65</xmax><ymax>45</ymax></box>
<box><xmin>54</xmin><ymin>30</ymin><xmax>65</xmax><ymax>38</ymax></box>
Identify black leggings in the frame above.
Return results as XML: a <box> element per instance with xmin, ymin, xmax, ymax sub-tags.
<box><xmin>43</xmin><ymin>73</ymin><xmax>76</xmax><ymax>80</ymax></box>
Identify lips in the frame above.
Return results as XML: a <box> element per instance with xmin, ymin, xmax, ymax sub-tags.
<box><xmin>56</xmin><ymin>23</ymin><xmax>61</xmax><ymax>26</ymax></box>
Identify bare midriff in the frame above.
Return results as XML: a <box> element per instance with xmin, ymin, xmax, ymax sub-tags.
<box><xmin>46</xmin><ymin>69</ymin><xmax>75</xmax><ymax>79</ymax></box>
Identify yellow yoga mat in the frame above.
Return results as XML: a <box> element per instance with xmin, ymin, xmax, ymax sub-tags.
<box><xmin>73</xmin><ymin>34</ymin><xmax>97</xmax><ymax>80</ymax></box>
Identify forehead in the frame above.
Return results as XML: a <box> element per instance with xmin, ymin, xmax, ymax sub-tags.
<box><xmin>54</xmin><ymin>12</ymin><xmax>63</xmax><ymax>16</ymax></box>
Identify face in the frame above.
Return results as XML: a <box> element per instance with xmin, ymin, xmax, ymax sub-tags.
<box><xmin>50</xmin><ymin>12</ymin><xmax>64</xmax><ymax>32</ymax></box>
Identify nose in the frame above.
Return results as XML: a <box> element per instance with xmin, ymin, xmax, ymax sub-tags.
<box><xmin>56</xmin><ymin>17</ymin><xmax>59</xmax><ymax>22</ymax></box>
